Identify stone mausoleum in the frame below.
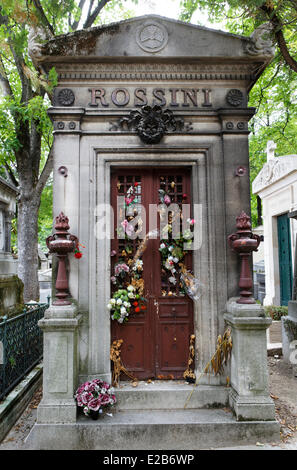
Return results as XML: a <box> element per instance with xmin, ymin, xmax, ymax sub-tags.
<box><xmin>27</xmin><ymin>16</ymin><xmax>280</xmax><ymax>449</ymax></box>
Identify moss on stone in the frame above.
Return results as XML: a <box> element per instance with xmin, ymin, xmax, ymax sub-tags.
<box><xmin>283</xmin><ymin>317</ymin><xmax>297</xmax><ymax>340</ymax></box>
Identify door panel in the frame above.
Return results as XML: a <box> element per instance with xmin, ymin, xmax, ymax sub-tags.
<box><xmin>277</xmin><ymin>213</ymin><xmax>293</xmax><ymax>306</ymax></box>
<box><xmin>110</xmin><ymin>167</ymin><xmax>194</xmax><ymax>379</ymax></box>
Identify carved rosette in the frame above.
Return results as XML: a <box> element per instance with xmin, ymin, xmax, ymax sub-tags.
<box><xmin>226</xmin><ymin>89</ymin><xmax>243</xmax><ymax>107</ymax></box>
<box><xmin>57</xmin><ymin>88</ymin><xmax>75</xmax><ymax>106</ymax></box>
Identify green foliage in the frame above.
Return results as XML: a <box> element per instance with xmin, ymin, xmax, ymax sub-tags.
<box><xmin>265</xmin><ymin>305</ymin><xmax>288</xmax><ymax>321</ymax></box>
<box><xmin>38</xmin><ymin>180</ymin><xmax>53</xmax><ymax>251</ymax></box>
<box><xmin>179</xmin><ymin>0</ymin><xmax>297</xmax><ymax>227</ymax></box>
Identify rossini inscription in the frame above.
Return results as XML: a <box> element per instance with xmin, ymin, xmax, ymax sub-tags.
<box><xmin>88</xmin><ymin>87</ymin><xmax>212</xmax><ymax>108</ymax></box>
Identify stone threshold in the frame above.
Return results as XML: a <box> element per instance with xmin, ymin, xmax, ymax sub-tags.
<box><xmin>115</xmin><ymin>381</ymin><xmax>230</xmax><ymax>410</ymax></box>
<box><xmin>0</xmin><ymin>363</ymin><xmax>43</xmax><ymax>443</ymax></box>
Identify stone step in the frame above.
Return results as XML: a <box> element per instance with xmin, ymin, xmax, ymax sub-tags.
<box><xmin>27</xmin><ymin>409</ymin><xmax>280</xmax><ymax>450</ymax></box>
<box><xmin>115</xmin><ymin>381</ymin><xmax>229</xmax><ymax>410</ymax></box>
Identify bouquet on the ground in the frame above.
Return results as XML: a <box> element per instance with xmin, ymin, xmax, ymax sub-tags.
<box><xmin>74</xmin><ymin>379</ymin><xmax>116</xmax><ymax>416</ymax></box>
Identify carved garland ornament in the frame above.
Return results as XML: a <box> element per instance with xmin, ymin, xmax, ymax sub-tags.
<box><xmin>110</xmin><ymin>105</ymin><xmax>192</xmax><ymax>144</ymax></box>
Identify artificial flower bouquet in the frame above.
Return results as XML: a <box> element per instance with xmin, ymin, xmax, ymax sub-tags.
<box><xmin>75</xmin><ymin>379</ymin><xmax>116</xmax><ymax>419</ymax></box>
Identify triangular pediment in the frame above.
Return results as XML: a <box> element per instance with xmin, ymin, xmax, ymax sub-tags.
<box><xmin>36</xmin><ymin>14</ymin><xmax>273</xmax><ymax>63</ymax></box>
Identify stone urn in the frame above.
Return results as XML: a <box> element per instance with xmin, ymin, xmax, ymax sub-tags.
<box><xmin>228</xmin><ymin>211</ymin><xmax>261</xmax><ymax>304</ymax></box>
<box><xmin>46</xmin><ymin>212</ymin><xmax>78</xmax><ymax>306</ymax></box>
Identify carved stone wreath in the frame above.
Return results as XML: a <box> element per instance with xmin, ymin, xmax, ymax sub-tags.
<box><xmin>110</xmin><ymin>105</ymin><xmax>192</xmax><ymax>144</ymax></box>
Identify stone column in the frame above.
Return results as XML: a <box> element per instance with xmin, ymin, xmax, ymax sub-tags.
<box><xmin>37</xmin><ymin>305</ymin><xmax>82</xmax><ymax>424</ymax></box>
<box><xmin>282</xmin><ymin>301</ymin><xmax>297</xmax><ymax>369</ymax></box>
<box><xmin>224</xmin><ymin>299</ymin><xmax>275</xmax><ymax>421</ymax></box>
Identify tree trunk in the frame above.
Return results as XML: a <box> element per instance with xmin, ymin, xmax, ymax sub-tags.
<box><xmin>17</xmin><ymin>197</ymin><xmax>40</xmax><ymax>302</ymax></box>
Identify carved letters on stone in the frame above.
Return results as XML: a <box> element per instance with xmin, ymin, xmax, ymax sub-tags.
<box><xmin>109</xmin><ymin>105</ymin><xmax>193</xmax><ymax>144</ymax></box>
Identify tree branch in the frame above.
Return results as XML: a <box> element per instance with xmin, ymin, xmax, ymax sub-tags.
<box><xmin>71</xmin><ymin>0</ymin><xmax>87</xmax><ymax>30</ymax></box>
<box><xmin>260</xmin><ymin>3</ymin><xmax>297</xmax><ymax>73</ymax></box>
<box><xmin>83</xmin><ymin>0</ymin><xmax>111</xmax><ymax>29</ymax></box>
<box><xmin>0</xmin><ymin>57</ymin><xmax>13</xmax><ymax>97</ymax></box>
<box><xmin>32</xmin><ymin>0</ymin><xmax>54</xmax><ymax>36</ymax></box>
<box><xmin>35</xmin><ymin>148</ymin><xmax>53</xmax><ymax>198</ymax></box>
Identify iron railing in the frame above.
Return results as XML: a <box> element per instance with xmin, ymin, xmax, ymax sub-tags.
<box><xmin>0</xmin><ymin>300</ymin><xmax>49</xmax><ymax>401</ymax></box>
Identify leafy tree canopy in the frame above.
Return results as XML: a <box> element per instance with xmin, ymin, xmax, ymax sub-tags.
<box><xmin>179</xmin><ymin>0</ymin><xmax>297</xmax><ymax>226</ymax></box>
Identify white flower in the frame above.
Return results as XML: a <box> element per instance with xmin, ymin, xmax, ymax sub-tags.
<box><xmin>110</xmin><ymin>298</ymin><xmax>116</xmax><ymax>305</ymax></box>
<box><xmin>160</xmin><ymin>243</ymin><xmax>166</xmax><ymax>250</ymax></box>
<box><xmin>127</xmin><ymin>285</ymin><xmax>135</xmax><ymax>292</ymax></box>
<box><xmin>118</xmin><ymin>317</ymin><xmax>124</xmax><ymax>323</ymax></box>
<box><xmin>107</xmin><ymin>303</ymin><xmax>112</xmax><ymax>310</ymax></box>
<box><xmin>128</xmin><ymin>292</ymin><xmax>135</xmax><ymax>299</ymax></box>
<box><xmin>169</xmin><ymin>276</ymin><xmax>176</xmax><ymax>284</ymax></box>
<box><xmin>173</xmin><ymin>257</ymin><xmax>179</xmax><ymax>263</ymax></box>
<box><xmin>133</xmin><ymin>259</ymin><xmax>143</xmax><ymax>271</ymax></box>
<box><xmin>168</xmin><ymin>256</ymin><xmax>173</xmax><ymax>261</ymax></box>
<box><xmin>168</xmin><ymin>246</ymin><xmax>174</xmax><ymax>252</ymax></box>
<box><xmin>120</xmin><ymin>306</ymin><xmax>127</xmax><ymax>314</ymax></box>
<box><xmin>116</xmin><ymin>298</ymin><xmax>122</xmax><ymax>305</ymax></box>
<box><xmin>123</xmin><ymin>301</ymin><xmax>130</xmax><ymax>308</ymax></box>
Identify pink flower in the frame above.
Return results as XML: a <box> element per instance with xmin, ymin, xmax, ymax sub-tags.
<box><xmin>111</xmin><ymin>250</ymin><xmax>117</xmax><ymax>257</ymax></box>
<box><xmin>121</xmin><ymin>219</ymin><xmax>134</xmax><ymax>237</ymax></box>
<box><xmin>88</xmin><ymin>398</ymin><xmax>102</xmax><ymax>411</ymax></box>
<box><xmin>125</xmin><ymin>195</ymin><xmax>135</xmax><ymax>206</ymax></box>
<box><xmin>115</xmin><ymin>263</ymin><xmax>129</xmax><ymax>276</ymax></box>
<box><xmin>164</xmin><ymin>195</ymin><xmax>171</xmax><ymax>205</ymax></box>
<box><xmin>81</xmin><ymin>392</ymin><xmax>93</xmax><ymax>405</ymax></box>
<box><xmin>101</xmin><ymin>394</ymin><xmax>111</xmax><ymax>405</ymax></box>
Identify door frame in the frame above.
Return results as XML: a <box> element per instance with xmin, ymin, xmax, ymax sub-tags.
<box><xmin>78</xmin><ymin>143</ymin><xmax>227</xmax><ymax>384</ymax></box>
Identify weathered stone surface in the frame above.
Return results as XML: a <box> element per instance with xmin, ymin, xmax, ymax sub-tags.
<box><xmin>26</xmin><ymin>409</ymin><xmax>280</xmax><ymax>450</ymax></box>
<box><xmin>224</xmin><ymin>301</ymin><xmax>276</xmax><ymax>421</ymax></box>
<box><xmin>0</xmin><ymin>275</ymin><xmax>24</xmax><ymax>318</ymax></box>
<box><xmin>282</xmin><ymin>301</ymin><xmax>297</xmax><ymax>364</ymax></box>
<box><xmin>31</xmin><ymin>15</ymin><xmax>276</xmax><ymax>445</ymax></box>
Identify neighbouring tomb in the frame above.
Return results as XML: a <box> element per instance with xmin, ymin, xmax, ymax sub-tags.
<box><xmin>253</xmin><ymin>142</ymin><xmax>297</xmax><ymax>307</ymax></box>
<box><xmin>0</xmin><ymin>177</ymin><xmax>23</xmax><ymax>317</ymax></box>
<box><xmin>27</xmin><ymin>16</ymin><xmax>280</xmax><ymax>449</ymax></box>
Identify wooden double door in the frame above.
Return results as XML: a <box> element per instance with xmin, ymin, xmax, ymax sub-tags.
<box><xmin>111</xmin><ymin>167</ymin><xmax>194</xmax><ymax>379</ymax></box>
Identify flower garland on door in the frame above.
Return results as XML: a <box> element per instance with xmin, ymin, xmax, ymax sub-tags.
<box><xmin>107</xmin><ymin>180</ymin><xmax>201</xmax><ymax>323</ymax></box>
<box><xmin>107</xmin><ymin>182</ymin><xmax>147</xmax><ymax>323</ymax></box>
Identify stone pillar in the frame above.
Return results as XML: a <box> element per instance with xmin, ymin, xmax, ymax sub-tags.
<box><xmin>4</xmin><ymin>210</ymin><xmax>14</xmax><ymax>253</ymax></box>
<box><xmin>224</xmin><ymin>299</ymin><xmax>275</xmax><ymax>421</ymax></box>
<box><xmin>282</xmin><ymin>301</ymin><xmax>297</xmax><ymax>367</ymax></box>
<box><xmin>37</xmin><ymin>304</ymin><xmax>82</xmax><ymax>424</ymax></box>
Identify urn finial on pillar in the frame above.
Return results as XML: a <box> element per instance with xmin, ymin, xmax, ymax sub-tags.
<box><xmin>46</xmin><ymin>212</ymin><xmax>78</xmax><ymax>306</ymax></box>
<box><xmin>228</xmin><ymin>211</ymin><xmax>261</xmax><ymax>304</ymax></box>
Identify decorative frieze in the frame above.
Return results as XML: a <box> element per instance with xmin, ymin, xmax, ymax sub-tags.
<box><xmin>54</xmin><ymin>62</ymin><xmax>256</xmax><ymax>82</ymax></box>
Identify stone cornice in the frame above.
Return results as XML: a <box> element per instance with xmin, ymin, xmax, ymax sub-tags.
<box><xmin>52</xmin><ymin>62</ymin><xmax>260</xmax><ymax>82</ymax></box>
<box><xmin>0</xmin><ymin>176</ymin><xmax>18</xmax><ymax>195</ymax></box>
<box><xmin>252</xmin><ymin>155</ymin><xmax>297</xmax><ymax>194</ymax></box>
